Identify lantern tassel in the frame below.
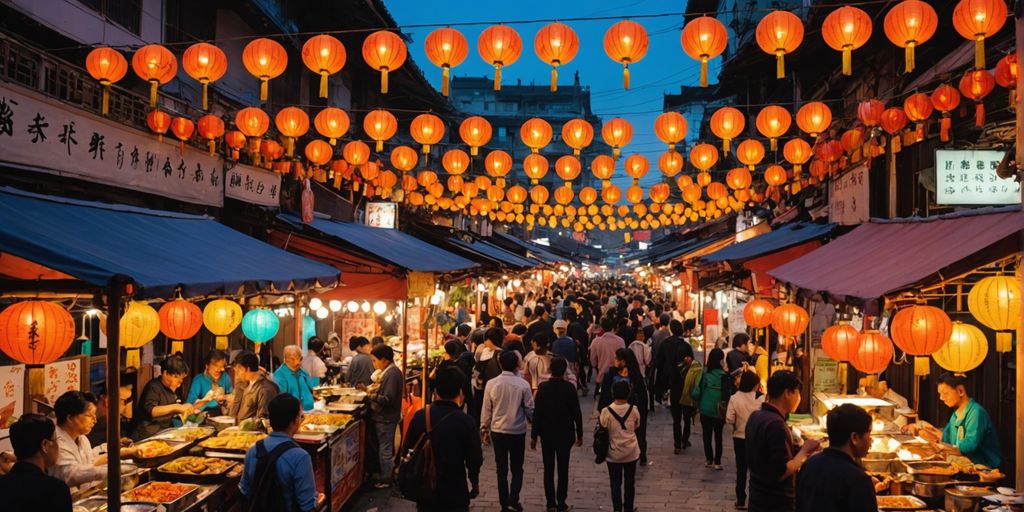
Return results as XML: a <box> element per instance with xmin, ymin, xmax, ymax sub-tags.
<box><xmin>700</xmin><ymin>57</ymin><xmax>709</xmax><ymax>88</ymax></box>
<box><xmin>776</xmin><ymin>51</ymin><xmax>785</xmax><ymax>79</ymax></box>
<box><xmin>101</xmin><ymin>84</ymin><xmax>110</xmax><ymax>116</ymax></box>
<box><xmin>794</xmin><ymin>163</ymin><xmax>801</xmax><ymax>176</ymax></box>
<box><xmin>551</xmin><ymin>66</ymin><xmax>558</xmax><ymax>92</ymax></box>
<box><xmin>470</xmin><ymin>146</ymin><xmax>478</xmax><ymax>156</ymax></box>
<box><xmin>215</xmin><ymin>336</ymin><xmax>228</xmax><ymax>350</ymax></box>
<box><xmin>316</xmin><ymin>70</ymin><xmax>328</xmax><ymax>99</ymax></box>
<box><xmin>149</xmin><ymin>80</ymin><xmax>158</xmax><ymax>107</ymax></box>
<box><xmin>940</xmin><ymin>116</ymin><xmax>951</xmax><ymax>142</ymax></box>
<box><xmin>286</xmin><ymin>137</ymin><xmax>294</xmax><ymax>158</ymax></box>
<box><xmin>914</xmin><ymin>356</ymin><xmax>930</xmax><ymax>376</ymax></box>
<box><xmin>975</xmin><ymin>36</ymin><xmax>985</xmax><ymax>70</ymax></box>
<box><xmin>333</xmin><ymin>171</ymin><xmax>342</xmax><ymax>189</ymax></box>
<box><xmin>442</xmin><ymin>65</ymin><xmax>450</xmax><ymax>97</ymax></box>
<box><xmin>916</xmin><ymin>122</ymin><xmax>926</xmax><ymax>139</ymax></box>
<box><xmin>171</xmin><ymin>340</ymin><xmax>184</xmax><ymax>355</ymax></box>
<box><xmin>201</xmin><ymin>80</ymin><xmax>209</xmax><ymax>110</ymax></box>
<box><xmin>206</xmin><ymin>140</ymin><xmax>215</xmax><ymax>157</ymax></box>
<box><xmin>1010</xmin><ymin>90</ymin><xmax>1017</xmax><ymax>112</ymax></box>
<box><xmin>375</xmin><ymin>139</ymin><xmax>384</xmax><ymax>152</ymax></box>
<box><xmin>905</xmin><ymin>42</ymin><xmax>915</xmax><ymax>73</ymax></box>
<box><xmin>381</xmin><ymin>67</ymin><xmax>390</xmax><ymax>94</ymax></box>
<box><xmin>494</xmin><ymin>65</ymin><xmax>502</xmax><ymax>91</ymax></box>
<box><xmin>975</xmin><ymin>102</ymin><xmax>985</xmax><ymax>127</ymax></box>
<box><xmin>623</xmin><ymin>64</ymin><xmax>630</xmax><ymax>90</ymax></box>
<box><xmin>232</xmin><ymin>149</ymin><xmax>239</xmax><ymax>160</ymax></box>
<box><xmin>573</xmin><ymin>148</ymin><xmax>580</xmax><ymax>156</ymax></box>
<box><xmin>891</xmin><ymin>134</ymin><xmax>901</xmax><ymax>154</ymax></box>
<box><xmin>260</xmin><ymin>78</ymin><xmax>268</xmax><ymax>102</ymax></box>
<box><xmin>613</xmin><ymin>147</ymin><xmax>621</xmax><ymax>159</ymax></box>
<box><xmin>179</xmin><ymin>140</ymin><xmax>185</xmax><ymax>156</ymax></box>
<box><xmin>723</xmin><ymin>138</ymin><xmax>731</xmax><ymax>154</ymax></box>
<box><xmin>842</xmin><ymin>47</ymin><xmax>852</xmax><ymax>76</ymax></box>
<box><xmin>996</xmin><ymin>332</ymin><xmax>1012</xmax><ymax>352</ymax></box>
<box><xmin>422</xmin><ymin>144</ymin><xmax>430</xmax><ymax>155</ymax></box>
<box><xmin>126</xmin><ymin>349</ymin><xmax>141</xmax><ymax>369</ymax></box>
<box><xmin>770</xmin><ymin>138</ymin><xmax>777</xmax><ymax>151</ymax></box>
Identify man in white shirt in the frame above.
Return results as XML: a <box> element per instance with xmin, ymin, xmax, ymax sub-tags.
<box><xmin>51</xmin><ymin>390</ymin><xmax>138</xmax><ymax>490</ymax></box>
<box><xmin>481</xmin><ymin>351</ymin><xmax>535</xmax><ymax>512</ymax></box>
<box><xmin>301</xmin><ymin>337</ymin><xmax>328</xmax><ymax>385</ymax></box>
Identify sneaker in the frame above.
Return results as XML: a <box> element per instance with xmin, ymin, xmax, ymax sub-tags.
<box><xmin>510</xmin><ymin>503</ymin><xmax>524</xmax><ymax>512</ymax></box>
<box><xmin>714</xmin><ymin>464</ymin><xmax>724</xmax><ymax>470</ymax></box>
<box><xmin>674</xmin><ymin>447</ymin><xmax>681</xmax><ymax>455</ymax></box>
<box><xmin>734</xmin><ymin>502</ymin><xmax>747</xmax><ymax>510</ymax></box>
<box><xmin>373</xmin><ymin>481</ymin><xmax>391</xmax><ymax>489</ymax></box>
<box><xmin>705</xmin><ymin>461</ymin><xmax>713</xmax><ymax>468</ymax></box>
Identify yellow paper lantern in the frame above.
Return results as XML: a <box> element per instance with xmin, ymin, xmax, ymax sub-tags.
<box><xmin>933</xmin><ymin>322</ymin><xmax>988</xmax><ymax>374</ymax></box>
<box><xmin>203</xmin><ymin>299</ymin><xmax>242</xmax><ymax>350</ymax></box>
<box><xmin>121</xmin><ymin>301</ymin><xmax>160</xmax><ymax>368</ymax></box>
<box><xmin>967</xmin><ymin>275</ymin><xmax>1020</xmax><ymax>352</ymax></box>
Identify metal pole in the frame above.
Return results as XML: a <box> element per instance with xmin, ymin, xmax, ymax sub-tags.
<box><xmin>1015</xmin><ymin>3</ymin><xmax>1024</xmax><ymax>491</ymax></box>
<box><xmin>106</xmin><ymin>277</ymin><xmax>126</xmax><ymax>512</ymax></box>
<box><xmin>294</xmin><ymin>293</ymin><xmax>303</xmax><ymax>347</ymax></box>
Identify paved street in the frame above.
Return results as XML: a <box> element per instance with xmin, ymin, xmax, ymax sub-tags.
<box><xmin>347</xmin><ymin>393</ymin><xmax>740</xmax><ymax>511</ymax></box>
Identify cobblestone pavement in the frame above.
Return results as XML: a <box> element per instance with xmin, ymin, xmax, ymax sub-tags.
<box><xmin>346</xmin><ymin>392</ymin><xmax>742</xmax><ymax>512</ymax></box>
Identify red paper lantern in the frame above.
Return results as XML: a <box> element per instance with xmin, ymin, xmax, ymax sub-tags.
<box><xmin>0</xmin><ymin>301</ymin><xmax>75</xmax><ymax>365</ymax></box>
<box><xmin>743</xmin><ymin>299</ymin><xmax>775</xmax><ymax>329</ymax></box>
<box><xmin>959</xmin><ymin>69</ymin><xmax>996</xmax><ymax>126</ymax></box>
<box><xmin>158</xmin><ymin>299</ymin><xmax>202</xmax><ymax>354</ymax></box>
<box><xmin>822</xmin><ymin>322</ymin><xmax>860</xmax><ymax>362</ymax></box>
<box><xmin>771</xmin><ymin>303</ymin><xmax>809</xmax><ymax>337</ymax></box>
<box><xmin>931</xmin><ymin>84</ymin><xmax>962</xmax><ymax>142</ymax></box>
<box><xmin>890</xmin><ymin>304</ymin><xmax>952</xmax><ymax>355</ymax></box>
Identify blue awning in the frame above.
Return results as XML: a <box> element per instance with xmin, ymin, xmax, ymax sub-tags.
<box><xmin>0</xmin><ymin>187</ymin><xmax>340</xmax><ymax>298</ymax></box>
<box><xmin>491</xmin><ymin>231</ymin><xmax>571</xmax><ymax>264</ymax></box>
<box><xmin>642</xmin><ymin>237</ymin><xmax>718</xmax><ymax>265</ymax></box>
<box><xmin>701</xmin><ymin>222</ymin><xmax>836</xmax><ymax>263</ymax></box>
<box><xmin>278</xmin><ymin>214</ymin><xmax>477</xmax><ymax>273</ymax></box>
<box><xmin>447</xmin><ymin>238</ymin><xmax>539</xmax><ymax>269</ymax></box>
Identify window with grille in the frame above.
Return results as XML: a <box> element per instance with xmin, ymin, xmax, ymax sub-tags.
<box><xmin>79</xmin><ymin>0</ymin><xmax>142</xmax><ymax>35</ymax></box>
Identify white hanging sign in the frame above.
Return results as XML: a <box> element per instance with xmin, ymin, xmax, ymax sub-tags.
<box><xmin>829</xmin><ymin>163</ymin><xmax>870</xmax><ymax>225</ymax></box>
<box><xmin>225</xmin><ymin>163</ymin><xmax>282</xmax><ymax>207</ymax></box>
<box><xmin>935</xmin><ymin>149</ymin><xmax>1020</xmax><ymax>205</ymax></box>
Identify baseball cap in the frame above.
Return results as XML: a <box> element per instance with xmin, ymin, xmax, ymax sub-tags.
<box><xmin>553</xmin><ymin>319</ymin><xmax>568</xmax><ymax>330</ymax></box>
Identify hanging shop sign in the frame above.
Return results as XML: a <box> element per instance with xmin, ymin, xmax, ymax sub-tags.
<box><xmin>43</xmin><ymin>356</ymin><xmax>85</xmax><ymax>407</ymax></box>
<box><xmin>0</xmin><ymin>83</ymin><xmax>224</xmax><ymax>206</ymax></box>
<box><xmin>365</xmin><ymin>201</ymin><xmax>398</xmax><ymax>229</ymax></box>
<box><xmin>0</xmin><ymin>364</ymin><xmax>25</xmax><ymax>434</ymax></box>
<box><xmin>341</xmin><ymin>318</ymin><xmax>375</xmax><ymax>346</ymax></box>
<box><xmin>829</xmin><ymin>162</ymin><xmax>869</xmax><ymax>225</ymax></box>
<box><xmin>225</xmin><ymin>163</ymin><xmax>282</xmax><ymax>207</ymax></box>
<box><xmin>407</xmin><ymin>272</ymin><xmax>435</xmax><ymax>299</ymax></box>
<box><xmin>935</xmin><ymin>149</ymin><xmax>1021</xmax><ymax>205</ymax></box>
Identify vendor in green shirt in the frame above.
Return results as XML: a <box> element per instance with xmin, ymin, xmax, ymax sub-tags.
<box><xmin>186</xmin><ymin>349</ymin><xmax>233</xmax><ymax>414</ymax></box>
<box><xmin>907</xmin><ymin>373</ymin><xmax>1001</xmax><ymax>469</ymax></box>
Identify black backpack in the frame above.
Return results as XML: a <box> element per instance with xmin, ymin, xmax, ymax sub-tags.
<box><xmin>246</xmin><ymin>438</ymin><xmax>303</xmax><ymax>512</ymax></box>
<box><xmin>397</xmin><ymin>405</ymin><xmax>448</xmax><ymax>502</ymax></box>
<box><xmin>593</xmin><ymin>404</ymin><xmax>634</xmax><ymax>464</ymax></box>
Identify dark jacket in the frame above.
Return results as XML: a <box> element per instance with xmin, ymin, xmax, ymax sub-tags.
<box><xmin>653</xmin><ymin>336</ymin><xmax>692</xmax><ymax>398</ymax></box>
<box><xmin>0</xmin><ymin>462</ymin><xmax>72</xmax><ymax>512</ymax></box>
<box><xmin>531</xmin><ymin>378</ymin><xmax>583</xmax><ymax>446</ymax></box>
<box><xmin>597</xmin><ymin>370</ymin><xmax>650</xmax><ymax>412</ymax></box>
<box><xmin>433</xmin><ymin>356</ymin><xmax>474</xmax><ymax>407</ymax></box>
<box><xmin>368</xmin><ymin>363</ymin><xmax>403</xmax><ymax>423</ymax></box>
<box><xmin>524</xmin><ymin>318</ymin><xmax>553</xmax><ymax>348</ymax></box>
<box><xmin>401</xmin><ymin>400</ymin><xmax>483</xmax><ymax>510</ymax></box>
<box><xmin>796</xmin><ymin>448</ymin><xmax>878</xmax><ymax>512</ymax></box>
<box><xmin>726</xmin><ymin>349</ymin><xmax>750</xmax><ymax>374</ymax></box>
<box><xmin>746</xmin><ymin>402</ymin><xmax>797</xmax><ymax>512</ymax></box>
<box><xmin>568</xmin><ymin>320</ymin><xmax>589</xmax><ymax>362</ymax></box>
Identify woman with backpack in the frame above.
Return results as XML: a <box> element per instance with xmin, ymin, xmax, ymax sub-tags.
<box><xmin>597</xmin><ymin>348</ymin><xmax>650</xmax><ymax>465</ymax></box>
<box><xmin>599</xmin><ymin>380</ymin><xmax>641</xmax><ymax>512</ymax></box>
<box><xmin>693</xmin><ymin>348</ymin><xmax>730</xmax><ymax>470</ymax></box>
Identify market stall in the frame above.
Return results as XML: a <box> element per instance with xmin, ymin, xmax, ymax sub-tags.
<box><xmin>0</xmin><ymin>187</ymin><xmax>342</xmax><ymax>512</ymax></box>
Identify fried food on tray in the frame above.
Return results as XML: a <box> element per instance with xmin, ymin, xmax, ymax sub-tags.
<box><xmin>135</xmin><ymin>440</ymin><xmax>175</xmax><ymax>458</ymax></box>
<box><xmin>301</xmin><ymin>413</ymin><xmax>352</xmax><ymax>428</ymax></box>
<box><xmin>161</xmin><ymin>428</ymin><xmax>210</xmax><ymax>442</ymax></box>
<box><xmin>124</xmin><ymin>481</ymin><xmax>193</xmax><ymax>503</ymax></box>
<box><xmin>876</xmin><ymin>495</ymin><xmax>922</xmax><ymax>509</ymax></box>
<box><xmin>160</xmin><ymin>456</ymin><xmax>234</xmax><ymax>475</ymax></box>
<box><xmin>199</xmin><ymin>433</ymin><xmax>266</xmax><ymax>450</ymax></box>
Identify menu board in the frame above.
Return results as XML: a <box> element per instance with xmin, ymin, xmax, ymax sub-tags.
<box><xmin>341</xmin><ymin>318</ymin><xmax>375</xmax><ymax>346</ymax></box>
<box><xmin>44</xmin><ymin>357</ymin><xmax>85</xmax><ymax>406</ymax></box>
<box><xmin>0</xmin><ymin>364</ymin><xmax>25</xmax><ymax>432</ymax></box>
<box><xmin>812</xmin><ymin>349</ymin><xmax>841</xmax><ymax>393</ymax></box>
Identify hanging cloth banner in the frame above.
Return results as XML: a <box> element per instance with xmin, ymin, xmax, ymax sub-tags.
<box><xmin>225</xmin><ymin>163</ymin><xmax>282</xmax><ymax>207</ymax></box>
<box><xmin>0</xmin><ymin>82</ymin><xmax>224</xmax><ymax>206</ymax></box>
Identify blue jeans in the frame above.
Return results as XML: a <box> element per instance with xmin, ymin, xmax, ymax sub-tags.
<box><xmin>375</xmin><ymin>420</ymin><xmax>398</xmax><ymax>480</ymax></box>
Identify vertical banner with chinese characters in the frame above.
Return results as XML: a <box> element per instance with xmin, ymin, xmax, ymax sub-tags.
<box><xmin>935</xmin><ymin>149</ymin><xmax>1021</xmax><ymax>205</ymax></box>
<box><xmin>0</xmin><ymin>82</ymin><xmax>223</xmax><ymax>206</ymax></box>
<box><xmin>0</xmin><ymin>365</ymin><xmax>25</xmax><ymax>432</ymax></box>
<box><xmin>829</xmin><ymin>163</ymin><xmax>870</xmax><ymax>225</ymax></box>
<box><xmin>225</xmin><ymin>163</ymin><xmax>282</xmax><ymax>207</ymax></box>
<box><xmin>44</xmin><ymin>357</ymin><xmax>85</xmax><ymax>406</ymax></box>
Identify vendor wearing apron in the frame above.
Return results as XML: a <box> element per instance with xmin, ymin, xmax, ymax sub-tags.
<box><xmin>905</xmin><ymin>372</ymin><xmax>1001</xmax><ymax>469</ymax></box>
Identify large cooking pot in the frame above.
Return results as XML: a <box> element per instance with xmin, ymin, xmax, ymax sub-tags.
<box><xmin>944</xmin><ymin>486</ymin><xmax>990</xmax><ymax>512</ymax></box>
<box><xmin>912</xmin><ymin>480</ymin><xmax>950</xmax><ymax>499</ymax></box>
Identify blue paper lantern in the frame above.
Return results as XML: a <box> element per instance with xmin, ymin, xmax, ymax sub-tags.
<box><xmin>241</xmin><ymin>309</ymin><xmax>279</xmax><ymax>344</ymax></box>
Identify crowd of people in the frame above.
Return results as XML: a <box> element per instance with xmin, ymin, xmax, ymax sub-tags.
<box><xmin>4</xmin><ymin>277</ymin><xmax>1001</xmax><ymax>512</ymax></box>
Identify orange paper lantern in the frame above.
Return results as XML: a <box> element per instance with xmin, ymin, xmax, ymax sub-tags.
<box><xmin>302</xmin><ymin>34</ymin><xmax>346</xmax><ymax>99</ymax></box>
<box><xmin>535</xmin><ymin>22</ymin><xmax>580</xmax><ymax>91</ymax></box>
<box><xmin>884</xmin><ymin>0</ymin><xmax>938</xmax><ymax>73</ymax></box>
<box><xmin>314</xmin><ymin>107</ymin><xmax>350</xmax><ymax>146</ymax></box>
<box><xmin>891</xmin><ymin>304</ymin><xmax>952</xmax><ymax>356</ymax></box>
<box><xmin>710</xmin><ymin>106</ymin><xmax>745</xmax><ymax>153</ymax></box>
<box><xmin>478</xmin><ymin>25</ymin><xmax>523</xmax><ymax>91</ymax></box>
<box><xmin>764</xmin><ymin>164</ymin><xmax>788</xmax><ymax>187</ymax></box>
<box><xmin>624</xmin><ymin>154</ymin><xmax>649</xmax><ymax>182</ymax></box>
<box><xmin>591</xmin><ymin>154</ymin><xmax>616</xmax><ymax>185</ymax></box>
<box><xmin>604</xmin><ymin>20</ymin><xmax>649</xmax><ymax>89</ymax></box>
<box><xmin>86</xmin><ymin>47</ymin><xmax>128</xmax><ymax>115</ymax></box>
<box><xmin>411</xmin><ymin>113</ymin><xmax>445</xmax><ymax>154</ymax></box>
<box><xmin>659</xmin><ymin>150</ymin><xmax>684</xmax><ymax>177</ymax></box>
<box><xmin>275</xmin><ymin>107</ymin><xmax>310</xmax><ymax>157</ymax></box>
<box><xmin>736</xmin><ymin>139</ymin><xmax>765</xmax><ymax>170</ymax></box>
<box><xmin>520</xmin><ymin>118</ymin><xmax>553</xmax><ymax>153</ymax></box>
<box><xmin>425</xmin><ymin>28</ymin><xmax>469</xmax><ymax>97</ymax></box>
<box><xmin>459</xmin><ymin>116</ymin><xmax>492</xmax><ymax>156</ymax></box>
<box><xmin>523</xmin><ymin>153</ymin><xmax>549</xmax><ymax>184</ymax></box>
<box><xmin>601</xmin><ymin>184</ymin><xmax>622</xmax><ymax>205</ymax></box>
<box><xmin>485</xmin><ymin>150</ymin><xmax>513</xmax><ymax>180</ymax></box>
<box><xmin>743</xmin><ymin>299</ymin><xmax>775</xmax><ymax>329</ymax></box>
<box><xmin>959</xmin><ymin>69</ymin><xmax>996</xmax><ymax>127</ymax></box>
<box><xmin>881</xmin><ymin>107</ymin><xmax>910</xmax><ymax>152</ymax></box>
<box><xmin>681</xmin><ymin>16</ymin><xmax>728</xmax><ymax>87</ymax></box>
<box><xmin>562</xmin><ymin>119</ymin><xmax>594</xmax><ymax>156</ymax></box>
<box><xmin>851</xmin><ymin>330</ymin><xmax>894</xmax><ymax>374</ymax></box>
<box><xmin>771</xmin><ymin>303</ymin><xmax>810</xmax><ymax>337</ymax></box>
<box><xmin>579</xmin><ymin>186</ymin><xmax>598</xmax><ymax>205</ymax></box>
<box><xmin>755</xmin><ymin>105</ymin><xmax>792</xmax><ymax>150</ymax></box>
<box><xmin>242</xmin><ymin>38</ymin><xmax>288</xmax><ymax>101</ymax></box>
<box><xmin>756</xmin><ymin>10</ymin><xmax>804</xmax><ymax>78</ymax></box>
<box><xmin>952</xmin><ymin>0</ymin><xmax>1008</xmax><ymax>69</ymax></box>
<box><xmin>182</xmin><ymin>42</ymin><xmax>227</xmax><ymax>110</ymax></box>
<box><xmin>305</xmin><ymin>139</ymin><xmax>333</xmax><ymax>167</ymax></box>
<box><xmin>821</xmin><ymin>6</ymin><xmax>872</xmax><ymax>76</ymax></box>
<box><xmin>390</xmin><ymin>145</ymin><xmax>418</xmax><ymax>172</ymax></box>
<box><xmin>601</xmin><ymin>118</ymin><xmax>633</xmax><ymax>158</ymax></box>
<box><xmin>158</xmin><ymin>299</ymin><xmax>202</xmax><ymax>354</ymax></box>
<box><xmin>0</xmin><ymin>301</ymin><xmax>74</xmax><ymax>365</ymax></box>
<box><xmin>726</xmin><ymin>167</ymin><xmax>752</xmax><ymax>190</ymax></box>
<box><xmin>225</xmin><ymin>131</ymin><xmax>246</xmax><ymax>160</ymax></box>
<box><xmin>132</xmin><ymin>44</ymin><xmax>177</xmax><ymax>107</ymax></box>
<box><xmin>654</xmin><ymin>112</ymin><xmax>688</xmax><ymax>150</ymax></box>
<box><xmin>530</xmin><ymin>184</ymin><xmax>550</xmax><ymax>204</ymax></box>
<box><xmin>442</xmin><ymin>149</ymin><xmax>470</xmax><ymax>175</ymax></box>
<box><xmin>147</xmin><ymin>109</ymin><xmax>171</xmax><ymax>141</ymax></box>
<box><xmin>343</xmin><ymin>140</ymin><xmax>371</xmax><ymax>167</ymax></box>
<box><xmin>689</xmin><ymin>143</ymin><xmax>719</xmax><ymax>171</ymax></box>
<box><xmin>197</xmin><ymin>114</ymin><xmax>225</xmax><ymax>156</ymax></box>
<box><xmin>903</xmin><ymin>92</ymin><xmax>934</xmax><ymax>138</ymax></box>
<box><xmin>783</xmin><ymin>138</ymin><xmax>812</xmax><ymax>174</ymax></box>
<box><xmin>796</xmin><ymin>101</ymin><xmax>832</xmax><ymax>138</ymax></box>
<box><xmin>931</xmin><ymin>84</ymin><xmax>962</xmax><ymax>142</ymax></box>
<box><xmin>857</xmin><ymin>99</ymin><xmax>886</xmax><ymax>127</ymax></box>
<box><xmin>822</xmin><ymin>322</ymin><xmax>860</xmax><ymax>362</ymax></box>
<box><xmin>362</xmin><ymin>30</ymin><xmax>407</xmax><ymax>94</ymax></box>
<box><xmin>363</xmin><ymin>109</ymin><xmax>398</xmax><ymax>152</ymax></box>
<box><xmin>555</xmin><ymin>155</ymin><xmax>582</xmax><ymax>182</ymax></box>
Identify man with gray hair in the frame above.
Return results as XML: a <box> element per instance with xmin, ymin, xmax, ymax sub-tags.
<box><xmin>273</xmin><ymin>345</ymin><xmax>315</xmax><ymax>410</ymax></box>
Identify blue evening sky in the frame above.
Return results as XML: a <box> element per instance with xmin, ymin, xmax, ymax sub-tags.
<box><xmin>387</xmin><ymin>0</ymin><xmax>714</xmax><ymax>190</ymax></box>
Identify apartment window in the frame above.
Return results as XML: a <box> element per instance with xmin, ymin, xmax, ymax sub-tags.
<box><xmin>164</xmin><ymin>0</ymin><xmax>216</xmax><ymax>43</ymax></box>
<box><xmin>79</xmin><ymin>0</ymin><xmax>142</xmax><ymax>35</ymax></box>
<box><xmin>484</xmin><ymin>102</ymin><xmax>492</xmax><ymax>111</ymax></box>
<box><xmin>503</xmin><ymin>103</ymin><xmax>514</xmax><ymax>112</ymax></box>
<box><xmin>497</xmin><ymin>127</ymin><xmax>507</xmax><ymax>140</ymax></box>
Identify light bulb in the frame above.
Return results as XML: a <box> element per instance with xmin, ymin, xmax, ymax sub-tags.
<box><xmin>361</xmin><ymin>301</ymin><xmax>371</xmax><ymax>313</ymax></box>
<box><xmin>513</xmin><ymin>279</ymin><xmax>522</xmax><ymax>288</ymax></box>
<box><xmin>316</xmin><ymin>308</ymin><xmax>329</xmax><ymax>319</ymax></box>
<box><xmin>430</xmin><ymin>293</ymin><xmax>441</xmax><ymax>306</ymax></box>
<box><xmin>384</xmin><ymin>314</ymin><xmax>393</xmax><ymax>322</ymax></box>
<box><xmin>373</xmin><ymin>301</ymin><xmax>387</xmax><ymax>315</ymax></box>
<box><xmin>477</xmin><ymin>283</ymin><xmax>486</xmax><ymax>292</ymax></box>
<box><xmin>85</xmin><ymin>308</ymin><xmax>101</xmax><ymax>316</ymax></box>
<box><xmin>329</xmin><ymin>300</ymin><xmax>342</xmax><ymax>312</ymax></box>
<box><xmin>309</xmin><ymin>298</ymin><xmax>323</xmax><ymax>310</ymax></box>
<box><xmin>346</xmin><ymin>301</ymin><xmax>359</xmax><ymax>313</ymax></box>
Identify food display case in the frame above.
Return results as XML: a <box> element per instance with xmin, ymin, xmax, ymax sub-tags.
<box><xmin>295</xmin><ymin>417</ymin><xmax>365</xmax><ymax>512</ymax></box>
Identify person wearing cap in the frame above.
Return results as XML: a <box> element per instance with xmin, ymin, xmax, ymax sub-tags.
<box><xmin>551</xmin><ymin>320</ymin><xmax>577</xmax><ymax>365</ymax></box>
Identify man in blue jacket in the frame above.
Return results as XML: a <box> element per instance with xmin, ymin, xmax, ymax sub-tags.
<box><xmin>273</xmin><ymin>345</ymin><xmax>315</xmax><ymax>411</ymax></box>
